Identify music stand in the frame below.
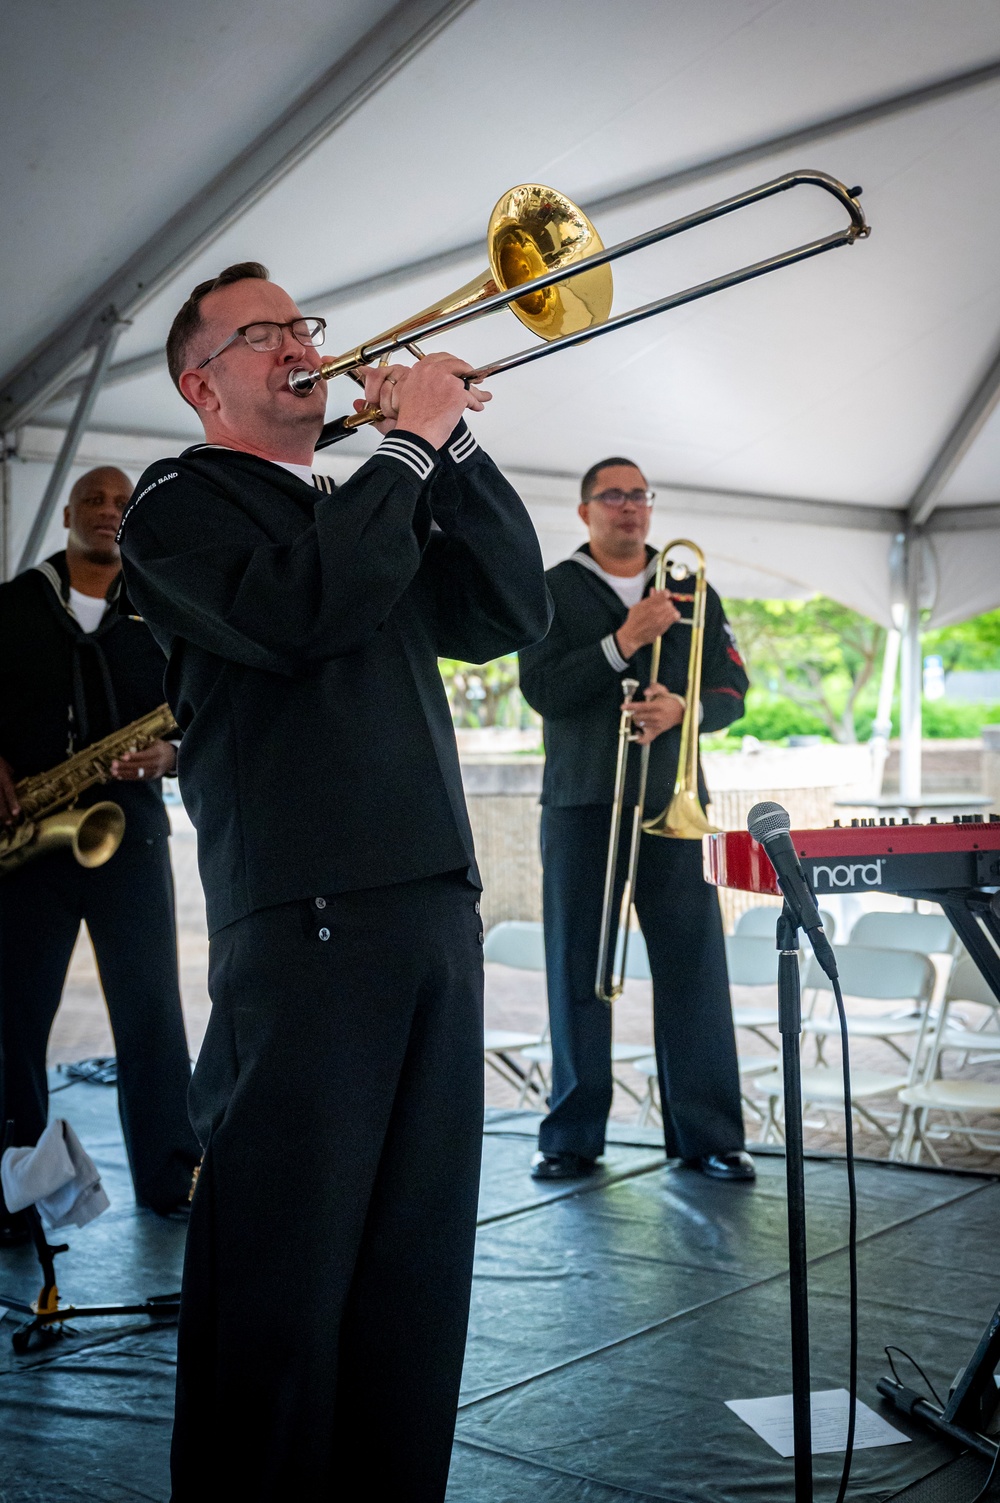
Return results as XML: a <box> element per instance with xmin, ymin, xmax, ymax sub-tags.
<box><xmin>0</xmin><ymin>1121</ymin><xmax>180</xmax><ymax>1354</ymax></box>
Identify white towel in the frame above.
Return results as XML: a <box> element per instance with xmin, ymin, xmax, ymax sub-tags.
<box><xmin>1</xmin><ymin>1118</ymin><xmax>110</xmax><ymax>1228</ymax></box>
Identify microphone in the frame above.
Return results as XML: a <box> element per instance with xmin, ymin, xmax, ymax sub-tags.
<box><xmin>747</xmin><ymin>801</ymin><xmax>838</xmax><ymax>979</ymax></box>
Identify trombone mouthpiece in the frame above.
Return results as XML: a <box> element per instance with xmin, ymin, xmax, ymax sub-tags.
<box><xmin>288</xmin><ymin>366</ymin><xmax>322</xmax><ymax>395</ymax></box>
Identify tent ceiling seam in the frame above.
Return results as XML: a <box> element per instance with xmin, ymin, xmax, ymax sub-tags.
<box><xmin>907</xmin><ymin>335</ymin><xmax>1000</xmax><ymax>527</ymax></box>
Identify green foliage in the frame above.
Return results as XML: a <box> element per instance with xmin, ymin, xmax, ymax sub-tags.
<box><xmin>722</xmin><ymin>597</ymin><xmax>884</xmax><ymax>744</ymax></box>
<box><xmin>439</xmin><ymin>655</ymin><xmax>538</xmax><ymax>729</ymax></box>
<box><xmin>436</xmin><ymin>604</ymin><xmax>1000</xmax><ymax>743</ymax></box>
<box><xmin>724</xmin><ymin>690</ymin><xmax>830</xmax><ymax>743</ymax></box>
<box><xmin>852</xmin><ymin>698</ymin><xmax>1000</xmax><ymax>741</ymax></box>
<box><xmin>922</xmin><ymin>610</ymin><xmax>1000</xmax><ymax>672</ymax></box>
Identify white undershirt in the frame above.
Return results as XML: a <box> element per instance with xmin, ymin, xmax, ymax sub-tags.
<box><xmin>272</xmin><ymin>459</ymin><xmax>315</xmax><ymax>484</ymax></box>
<box><xmin>590</xmin><ymin>562</ymin><xmax>646</xmax><ymax>609</ymax></box>
<box><xmin>68</xmin><ymin>588</ymin><xmax>107</xmax><ymax>634</ymax></box>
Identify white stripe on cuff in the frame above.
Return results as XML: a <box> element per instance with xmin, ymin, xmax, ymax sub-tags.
<box><xmin>378</xmin><ymin>435</ymin><xmax>435</xmax><ymax>481</ymax></box>
<box><xmin>448</xmin><ymin>426</ymin><xmax>478</xmax><ymax>464</ymax></box>
<box><xmin>600</xmin><ymin>633</ymin><xmax>630</xmax><ymax>672</ymax></box>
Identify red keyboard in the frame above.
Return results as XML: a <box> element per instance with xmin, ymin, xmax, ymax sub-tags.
<box><xmin>704</xmin><ymin>816</ymin><xmax>1000</xmax><ymax>898</ymax></box>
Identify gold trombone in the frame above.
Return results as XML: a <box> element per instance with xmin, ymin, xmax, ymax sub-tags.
<box><xmin>595</xmin><ymin>541</ymin><xmax>715</xmax><ymax>1004</ymax></box>
<box><xmin>291</xmin><ymin>171</ymin><xmax>869</xmax><ymax>437</ymax></box>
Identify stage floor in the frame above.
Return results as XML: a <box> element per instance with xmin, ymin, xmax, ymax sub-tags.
<box><xmin>0</xmin><ymin>1083</ymin><xmax>997</xmax><ymax>1501</ymax></box>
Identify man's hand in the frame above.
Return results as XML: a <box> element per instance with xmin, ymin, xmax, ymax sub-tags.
<box><xmin>355</xmin><ymin>353</ymin><xmax>491</xmax><ymax>449</ymax></box>
<box><xmin>110</xmin><ymin>741</ymin><xmax>177</xmax><ymax>782</ymax></box>
<box><xmin>624</xmin><ymin>682</ymin><xmax>686</xmax><ymax>745</ymax></box>
<box><xmin>615</xmin><ymin>590</ymin><xmax>682</xmax><ymax>660</ymax></box>
<box><xmin>0</xmin><ymin>756</ymin><xmax>20</xmax><ymax>826</ymax></box>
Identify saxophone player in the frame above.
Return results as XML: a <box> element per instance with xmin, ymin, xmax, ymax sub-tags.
<box><xmin>0</xmin><ymin>467</ymin><xmax>200</xmax><ymax>1240</ymax></box>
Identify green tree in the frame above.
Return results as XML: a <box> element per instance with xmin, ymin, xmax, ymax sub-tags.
<box><xmin>439</xmin><ymin>655</ymin><xmax>536</xmax><ymax>729</ymax></box>
<box><xmin>922</xmin><ymin>609</ymin><xmax>1000</xmax><ymax>671</ymax></box>
<box><xmin>722</xmin><ymin>597</ymin><xmax>885</xmax><ymax>744</ymax></box>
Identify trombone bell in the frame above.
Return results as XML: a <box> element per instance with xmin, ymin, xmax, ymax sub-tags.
<box><xmin>293</xmin><ymin>184</ymin><xmax>612</xmax><ymax>395</ymax></box>
<box><xmin>487</xmin><ymin>185</ymin><xmax>612</xmax><ymax>339</ymax></box>
<box><xmin>641</xmin><ymin>788</ymin><xmax>717</xmax><ymax>840</ymax></box>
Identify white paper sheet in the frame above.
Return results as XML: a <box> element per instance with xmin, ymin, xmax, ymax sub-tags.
<box><xmin>726</xmin><ymin>1389</ymin><xmax>911</xmax><ymax>1457</ymax></box>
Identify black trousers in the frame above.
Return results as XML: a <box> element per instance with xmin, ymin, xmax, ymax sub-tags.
<box><xmin>171</xmin><ymin>872</ymin><xmax>485</xmax><ymax>1503</ymax></box>
<box><xmin>538</xmin><ymin>804</ymin><xmax>745</xmax><ymax>1162</ymax></box>
<box><xmin>0</xmin><ymin>834</ymin><xmax>199</xmax><ymax>1212</ymax></box>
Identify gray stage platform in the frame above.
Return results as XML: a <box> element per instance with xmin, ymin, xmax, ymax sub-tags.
<box><xmin>0</xmin><ymin>1083</ymin><xmax>996</xmax><ymax>1501</ymax></box>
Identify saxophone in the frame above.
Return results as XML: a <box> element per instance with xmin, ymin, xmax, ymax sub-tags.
<box><xmin>0</xmin><ymin>703</ymin><xmax>179</xmax><ymax>876</ymax></box>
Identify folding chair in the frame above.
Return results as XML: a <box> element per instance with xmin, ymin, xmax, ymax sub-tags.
<box><xmin>631</xmin><ymin>1051</ymin><xmax>776</xmax><ymax>1129</ymax></box>
<box><xmin>753</xmin><ymin>944</ymin><xmax>935</xmax><ymax>1146</ymax></box>
<box><xmin>482</xmin><ymin>922</ymin><xmax>547</xmax><ymax>1104</ymax></box>
<box><xmin>801</xmin><ymin>944</ymin><xmax>937</xmax><ymax>1068</ymax></box>
<box><xmin>726</xmin><ymin>916</ymin><xmax>833</xmax><ymax>1053</ymax></box>
<box><xmin>735</xmin><ymin>907</ymin><xmax>835</xmax><ymax>941</ymax></box>
<box><xmin>847</xmin><ymin>909</ymin><xmax>957</xmax><ymax>956</ymax></box>
<box><xmin>897</xmin><ymin>955</ymin><xmax>1000</xmax><ymax>1164</ymax></box>
<box><xmin>515</xmin><ymin>927</ymin><xmax>655</xmax><ymax>1110</ymax></box>
<box><xmin>848</xmin><ymin>908</ymin><xmax>959</xmax><ymax>1015</ymax></box>
<box><xmin>726</xmin><ymin>934</ymin><xmax>786</xmax><ymax>1050</ymax></box>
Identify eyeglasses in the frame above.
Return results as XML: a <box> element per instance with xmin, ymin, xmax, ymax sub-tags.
<box><xmin>196</xmin><ymin>317</ymin><xmax>327</xmax><ymax>370</ymax></box>
<box><xmin>589</xmin><ymin>488</ymin><xmax>656</xmax><ymax>508</ymax></box>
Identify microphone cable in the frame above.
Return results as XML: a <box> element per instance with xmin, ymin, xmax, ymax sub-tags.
<box><xmin>745</xmin><ymin>801</ymin><xmax>859</xmax><ymax>1500</ymax></box>
<box><xmin>831</xmin><ymin>968</ymin><xmax>858</xmax><ymax>1503</ymax></box>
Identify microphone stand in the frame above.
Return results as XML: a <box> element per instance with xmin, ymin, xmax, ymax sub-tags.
<box><xmin>777</xmin><ymin>902</ymin><xmax>813</xmax><ymax>1503</ymax></box>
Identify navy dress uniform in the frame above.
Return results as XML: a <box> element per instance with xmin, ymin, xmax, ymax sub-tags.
<box><xmin>118</xmin><ymin>421</ymin><xmax>550</xmax><ymax>1502</ymax></box>
<box><xmin>0</xmin><ymin>553</ymin><xmax>200</xmax><ymax>1213</ymax></box>
<box><xmin>519</xmin><ymin>542</ymin><xmax>749</xmax><ymax>1168</ymax></box>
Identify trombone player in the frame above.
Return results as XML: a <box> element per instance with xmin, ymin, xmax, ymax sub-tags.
<box><xmin>117</xmin><ymin>261</ymin><xmax>549</xmax><ymax>1501</ymax></box>
<box><xmin>519</xmin><ymin>457</ymin><xmax>754</xmax><ymax>1182</ymax></box>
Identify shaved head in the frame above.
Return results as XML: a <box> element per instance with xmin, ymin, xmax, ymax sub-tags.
<box><xmin>64</xmin><ymin>466</ymin><xmax>133</xmax><ymax>568</ymax></box>
<box><xmin>69</xmin><ymin>466</ymin><xmax>131</xmax><ymax>506</ymax></box>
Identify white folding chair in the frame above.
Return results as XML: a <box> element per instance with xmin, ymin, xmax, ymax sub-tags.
<box><xmin>725</xmin><ymin>934</ymin><xmax>786</xmax><ymax>1049</ymax></box>
<box><xmin>753</xmin><ymin>944</ymin><xmax>935</xmax><ymax>1146</ymax></box>
<box><xmin>802</xmin><ymin>944</ymin><xmax>936</xmax><ymax>1068</ymax></box>
<box><xmin>848</xmin><ymin>909</ymin><xmax>959</xmax><ymax>1016</ymax></box>
<box><xmin>897</xmin><ymin>955</ymin><xmax>1000</xmax><ymax>1164</ymax></box>
<box><xmin>517</xmin><ymin>928</ymin><xmax>655</xmax><ymax>1111</ymax></box>
<box><xmin>482</xmin><ymin>922</ymin><xmax>547</xmax><ymax>1103</ymax></box>
<box><xmin>735</xmin><ymin>907</ymin><xmax>836</xmax><ymax>940</ymax></box>
<box><xmin>631</xmin><ymin>1051</ymin><xmax>776</xmax><ymax>1129</ymax></box>
<box><xmin>847</xmin><ymin>909</ymin><xmax>957</xmax><ymax>956</ymax></box>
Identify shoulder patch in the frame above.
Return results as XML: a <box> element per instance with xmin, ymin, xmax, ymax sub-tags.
<box><xmin>117</xmin><ymin>471</ymin><xmax>178</xmax><ymax>540</ymax></box>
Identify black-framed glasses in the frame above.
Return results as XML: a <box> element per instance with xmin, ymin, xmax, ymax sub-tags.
<box><xmin>196</xmin><ymin>317</ymin><xmax>327</xmax><ymax>369</ymax></box>
<box><xmin>590</xmin><ymin>487</ymin><xmax>656</xmax><ymax>508</ymax></box>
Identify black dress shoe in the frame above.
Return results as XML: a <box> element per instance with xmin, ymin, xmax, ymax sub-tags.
<box><xmin>686</xmin><ymin>1151</ymin><xmax>756</xmax><ymax>1182</ymax></box>
<box><xmin>530</xmin><ymin>1152</ymin><xmax>598</xmax><ymax>1182</ymax></box>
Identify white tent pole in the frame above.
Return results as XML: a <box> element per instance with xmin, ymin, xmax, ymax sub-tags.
<box><xmin>870</xmin><ymin>627</ymin><xmax>900</xmax><ymax>798</ymax></box>
<box><xmin>16</xmin><ymin>316</ymin><xmax>123</xmax><ymax>575</ymax></box>
<box><xmin>898</xmin><ymin>534</ymin><xmax>923</xmax><ymax>804</ymax></box>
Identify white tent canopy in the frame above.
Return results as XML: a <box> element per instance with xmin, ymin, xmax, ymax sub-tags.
<box><xmin>4</xmin><ymin>1</ymin><xmax>1000</xmax><ymax>793</ymax></box>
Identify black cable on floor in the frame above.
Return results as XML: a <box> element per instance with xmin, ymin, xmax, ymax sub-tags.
<box><xmin>971</xmin><ymin>1446</ymin><xmax>1000</xmax><ymax>1502</ymax></box>
<box><xmin>832</xmin><ymin>971</ymin><xmax>858</xmax><ymax>1503</ymax></box>
<box><xmin>884</xmin><ymin>1345</ymin><xmax>945</xmax><ymax>1409</ymax></box>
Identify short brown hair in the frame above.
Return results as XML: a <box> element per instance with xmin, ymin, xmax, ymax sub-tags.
<box><xmin>581</xmin><ymin>456</ymin><xmax>642</xmax><ymax>501</ymax></box>
<box><xmin>166</xmin><ymin>261</ymin><xmax>270</xmax><ymax>394</ymax></box>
